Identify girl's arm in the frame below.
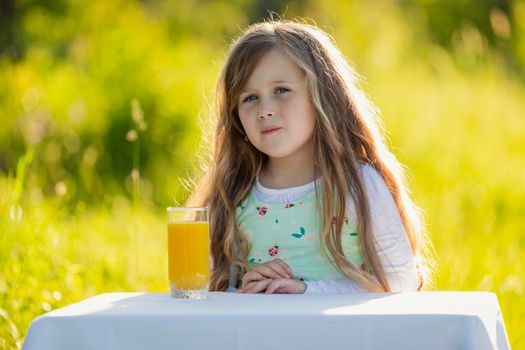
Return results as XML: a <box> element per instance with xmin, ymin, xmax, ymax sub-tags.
<box><xmin>303</xmin><ymin>268</ymin><xmax>418</xmax><ymax>294</ymax></box>
<box><xmin>304</xmin><ymin>164</ymin><xmax>419</xmax><ymax>294</ymax></box>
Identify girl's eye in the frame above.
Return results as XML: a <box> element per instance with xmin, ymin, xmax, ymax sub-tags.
<box><xmin>240</xmin><ymin>88</ymin><xmax>288</xmax><ymax>103</ymax></box>
<box><xmin>275</xmin><ymin>87</ymin><xmax>289</xmax><ymax>94</ymax></box>
<box><xmin>242</xmin><ymin>95</ymin><xmax>257</xmax><ymax>103</ymax></box>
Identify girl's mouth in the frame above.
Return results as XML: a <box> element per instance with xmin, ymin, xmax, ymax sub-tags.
<box><xmin>262</xmin><ymin>127</ymin><xmax>282</xmax><ymax>135</ymax></box>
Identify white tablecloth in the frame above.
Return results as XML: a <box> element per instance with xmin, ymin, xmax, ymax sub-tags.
<box><xmin>23</xmin><ymin>291</ymin><xmax>510</xmax><ymax>350</ymax></box>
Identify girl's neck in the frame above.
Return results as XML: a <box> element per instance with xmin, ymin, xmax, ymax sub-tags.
<box><xmin>259</xmin><ymin>156</ymin><xmax>316</xmax><ymax>189</ymax></box>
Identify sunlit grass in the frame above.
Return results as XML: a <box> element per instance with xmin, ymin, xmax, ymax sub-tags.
<box><xmin>0</xmin><ymin>176</ymin><xmax>166</xmax><ymax>349</ymax></box>
<box><xmin>1</xmin><ymin>1</ymin><xmax>524</xmax><ymax>349</ymax></box>
<box><xmin>370</xmin><ymin>45</ymin><xmax>525</xmax><ymax>350</ymax></box>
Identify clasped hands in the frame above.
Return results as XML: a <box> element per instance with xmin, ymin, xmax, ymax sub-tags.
<box><xmin>238</xmin><ymin>258</ymin><xmax>307</xmax><ymax>294</ymax></box>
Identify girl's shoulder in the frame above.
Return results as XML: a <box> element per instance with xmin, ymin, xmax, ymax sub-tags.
<box><xmin>347</xmin><ymin>163</ymin><xmax>395</xmax><ymax>214</ymax></box>
<box><xmin>358</xmin><ymin>163</ymin><xmax>388</xmax><ymax>196</ymax></box>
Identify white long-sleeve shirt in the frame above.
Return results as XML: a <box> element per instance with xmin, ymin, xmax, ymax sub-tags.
<box><xmin>228</xmin><ymin>164</ymin><xmax>419</xmax><ymax>293</ymax></box>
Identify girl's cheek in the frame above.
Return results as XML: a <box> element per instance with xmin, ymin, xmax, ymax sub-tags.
<box><xmin>239</xmin><ymin>105</ymin><xmax>254</xmax><ymax>119</ymax></box>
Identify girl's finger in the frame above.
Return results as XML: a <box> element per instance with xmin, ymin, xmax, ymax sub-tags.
<box><xmin>264</xmin><ymin>261</ymin><xmax>291</xmax><ymax>279</ymax></box>
<box><xmin>265</xmin><ymin>279</ymin><xmax>284</xmax><ymax>294</ymax></box>
<box><xmin>269</xmin><ymin>259</ymin><xmax>293</xmax><ymax>277</ymax></box>
<box><xmin>241</xmin><ymin>273</ymin><xmax>260</xmax><ymax>292</ymax></box>
<box><xmin>242</xmin><ymin>270</ymin><xmax>264</xmax><ymax>286</ymax></box>
<box><xmin>246</xmin><ymin>279</ymin><xmax>271</xmax><ymax>294</ymax></box>
<box><xmin>254</xmin><ymin>264</ymin><xmax>285</xmax><ymax>279</ymax></box>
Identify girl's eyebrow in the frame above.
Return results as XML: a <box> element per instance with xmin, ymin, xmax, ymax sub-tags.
<box><xmin>240</xmin><ymin>80</ymin><xmax>294</xmax><ymax>94</ymax></box>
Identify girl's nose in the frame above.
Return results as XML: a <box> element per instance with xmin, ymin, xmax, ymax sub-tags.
<box><xmin>257</xmin><ymin>111</ymin><xmax>274</xmax><ymax>119</ymax></box>
<box><xmin>257</xmin><ymin>100</ymin><xmax>275</xmax><ymax>119</ymax></box>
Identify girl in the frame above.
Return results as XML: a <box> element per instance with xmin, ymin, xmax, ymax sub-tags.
<box><xmin>189</xmin><ymin>19</ymin><xmax>433</xmax><ymax>294</ymax></box>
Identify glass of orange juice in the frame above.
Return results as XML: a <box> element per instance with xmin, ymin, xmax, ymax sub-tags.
<box><xmin>167</xmin><ymin>207</ymin><xmax>210</xmax><ymax>299</ymax></box>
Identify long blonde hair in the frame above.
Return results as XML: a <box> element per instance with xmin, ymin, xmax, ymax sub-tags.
<box><xmin>189</xmin><ymin>19</ymin><xmax>433</xmax><ymax>292</ymax></box>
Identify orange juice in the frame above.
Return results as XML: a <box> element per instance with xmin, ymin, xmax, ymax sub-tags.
<box><xmin>167</xmin><ymin>221</ymin><xmax>210</xmax><ymax>290</ymax></box>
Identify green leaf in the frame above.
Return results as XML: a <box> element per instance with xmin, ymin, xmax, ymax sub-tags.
<box><xmin>291</xmin><ymin>233</ymin><xmax>303</xmax><ymax>238</ymax></box>
<box><xmin>300</xmin><ymin>227</ymin><xmax>305</xmax><ymax>234</ymax></box>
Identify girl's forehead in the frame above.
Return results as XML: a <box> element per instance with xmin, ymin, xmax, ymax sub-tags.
<box><xmin>241</xmin><ymin>49</ymin><xmax>304</xmax><ymax>89</ymax></box>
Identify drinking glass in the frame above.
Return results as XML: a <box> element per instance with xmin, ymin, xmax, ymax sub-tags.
<box><xmin>167</xmin><ymin>207</ymin><xmax>210</xmax><ymax>299</ymax></box>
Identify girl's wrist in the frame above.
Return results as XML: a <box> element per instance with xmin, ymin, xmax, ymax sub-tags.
<box><xmin>299</xmin><ymin>280</ymin><xmax>307</xmax><ymax>294</ymax></box>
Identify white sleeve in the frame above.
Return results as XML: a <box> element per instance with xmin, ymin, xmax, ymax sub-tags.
<box><xmin>303</xmin><ymin>270</ymin><xmax>418</xmax><ymax>294</ymax></box>
<box><xmin>305</xmin><ymin>165</ymin><xmax>419</xmax><ymax>294</ymax></box>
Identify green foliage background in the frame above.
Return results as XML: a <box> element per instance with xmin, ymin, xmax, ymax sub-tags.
<box><xmin>1</xmin><ymin>0</ymin><xmax>524</xmax><ymax>348</ymax></box>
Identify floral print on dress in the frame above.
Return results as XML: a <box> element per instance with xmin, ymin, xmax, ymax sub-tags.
<box><xmin>291</xmin><ymin>227</ymin><xmax>306</xmax><ymax>238</ymax></box>
<box><xmin>272</xmin><ymin>219</ymin><xmax>280</xmax><ymax>231</ymax></box>
<box><xmin>237</xmin><ymin>202</ymin><xmax>246</xmax><ymax>216</ymax></box>
<box><xmin>249</xmin><ymin>251</ymin><xmax>263</xmax><ymax>263</ymax></box>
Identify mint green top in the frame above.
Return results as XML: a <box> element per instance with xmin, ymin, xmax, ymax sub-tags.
<box><xmin>236</xmin><ymin>186</ymin><xmax>363</xmax><ymax>281</ymax></box>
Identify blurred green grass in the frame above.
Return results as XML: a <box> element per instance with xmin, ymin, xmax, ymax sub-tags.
<box><xmin>1</xmin><ymin>1</ymin><xmax>524</xmax><ymax>349</ymax></box>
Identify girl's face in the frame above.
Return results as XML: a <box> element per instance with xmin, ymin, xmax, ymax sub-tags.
<box><xmin>237</xmin><ymin>49</ymin><xmax>316</xmax><ymax>163</ymax></box>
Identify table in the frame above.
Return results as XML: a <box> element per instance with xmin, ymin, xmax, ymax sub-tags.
<box><xmin>23</xmin><ymin>291</ymin><xmax>510</xmax><ymax>350</ymax></box>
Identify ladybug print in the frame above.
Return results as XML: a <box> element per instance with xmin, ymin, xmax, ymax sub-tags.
<box><xmin>331</xmin><ymin>216</ymin><xmax>350</xmax><ymax>225</ymax></box>
<box><xmin>268</xmin><ymin>245</ymin><xmax>279</xmax><ymax>256</ymax></box>
<box><xmin>284</xmin><ymin>203</ymin><xmax>295</xmax><ymax>208</ymax></box>
<box><xmin>257</xmin><ymin>206</ymin><xmax>268</xmax><ymax>216</ymax></box>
